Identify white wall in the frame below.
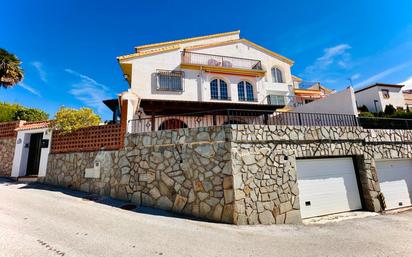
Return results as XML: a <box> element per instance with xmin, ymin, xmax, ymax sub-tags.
<box><xmin>355</xmin><ymin>86</ymin><xmax>381</xmax><ymax>112</ymax></box>
<box><xmin>379</xmin><ymin>86</ymin><xmax>406</xmax><ymax>110</ymax></box>
<box><xmin>293</xmin><ymin>87</ymin><xmax>358</xmax><ymax>116</ymax></box>
<box><xmin>122</xmin><ymin>40</ymin><xmax>292</xmax><ymax>105</ymax></box>
<box><xmin>355</xmin><ymin>86</ymin><xmax>406</xmax><ymax>112</ymax></box>
<box><xmin>11</xmin><ymin>128</ymin><xmax>52</xmax><ymax>177</ymax></box>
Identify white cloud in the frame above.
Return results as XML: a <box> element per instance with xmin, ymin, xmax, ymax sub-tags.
<box><xmin>65</xmin><ymin>69</ymin><xmax>111</xmax><ymax>114</ymax></box>
<box><xmin>350</xmin><ymin>73</ymin><xmax>361</xmax><ymax>81</ymax></box>
<box><xmin>31</xmin><ymin>61</ymin><xmax>47</xmax><ymax>83</ymax></box>
<box><xmin>399</xmin><ymin>76</ymin><xmax>412</xmax><ymax>90</ymax></box>
<box><xmin>303</xmin><ymin>44</ymin><xmax>352</xmax><ymax>77</ymax></box>
<box><xmin>18</xmin><ymin>82</ymin><xmax>41</xmax><ymax>96</ymax></box>
<box><xmin>353</xmin><ymin>62</ymin><xmax>410</xmax><ymax>89</ymax></box>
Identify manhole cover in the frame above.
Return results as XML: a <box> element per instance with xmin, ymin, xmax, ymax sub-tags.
<box><xmin>120</xmin><ymin>204</ymin><xmax>137</xmax><ymax>210</ymax></box>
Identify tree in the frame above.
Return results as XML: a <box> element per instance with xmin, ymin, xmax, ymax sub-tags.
<box><xmin>384</xmin><ymin>104</ymin><xmax>396</xmax><ymax>116</ymax></box>
<box><xmin>0</xmin><ymin>102</ymin><xmax>48</xmax><ymax>122</ymax></box>
<box><xmin>51</xmin><ymin>107</ymin><xmax>101</xmax><ymax>134</ymax></box>
<box><xmin>0</xmin><ymin>49</ymin><xmax>24</xmax><ymax>89</ymax></box>
<box><xmin>13</xmin><ymin>108</ymin><xmax>48</xmax><ymax>122</ymax></box>
<box><xmin>358</xmin><ymin>105</ymin><xmax>369</xmax><ymax>113</ymax></box>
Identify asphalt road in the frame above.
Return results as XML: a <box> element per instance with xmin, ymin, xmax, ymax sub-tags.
<box><xmin>0</xmin><ymin>178</ymin><xmax>411</xmax><ymax>257</ymax></box>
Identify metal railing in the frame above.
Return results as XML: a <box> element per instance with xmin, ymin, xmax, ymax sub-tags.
<box><xmin>266</xmin><ymin>95</ymin><xmax>323</xmax><ymax>107</ymax></box>
<box><xmin>211</xmin><ymin>96</ymin><xmax>231</xmax><ymax>101</ymax></box>
<box><xmin>181</xmin><ymin>51</ymin><xmax>263</xmax><ymax>71</ymax></box>
<box><xmin>239</xmin><ymin>97</ymin><xmax>258</xmax><ymax>102</ymax></box>
<box><xmin>129</xmin><ymin>109</ymin><xmax>359</xmax><ymax>134</ymax></box>
<box><xmin>358</xmin><ymin>117</ymin><xmax>412</xmax><ymax>130</ymax></box>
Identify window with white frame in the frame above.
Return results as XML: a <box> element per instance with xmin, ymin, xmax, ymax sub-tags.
<box><xmin>210</xmin><ymin>79</ymin><xmax>229</xmax><ymax>100</ymax></box>
<box><xmin>156</xmin><ymin>70</ymin><xmax>184</xmax><ymax>91</ymax></box>
<box><xmin>271</xmin><ymin>67</ymin><xmax>284</xmax><ymax>83</ymax></box>
<box><xmin>237</xmin><ymin>81</ymin><xmax>255</xmax><ymax>101</ymax></box>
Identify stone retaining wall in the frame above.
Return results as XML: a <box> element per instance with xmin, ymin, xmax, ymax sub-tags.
<box><xmin>0</xmin><ymin>138</ymin><xmax>16</xmax><ymax>177</ymax></box>
<box><xmin>42</xmin><ymin>125</ymin><xmax>412</xmax><ymax>225</ymax></box>
<box><xmin>44</xmin><ymin>126</ymin><xmax>235</xmax><ymax>223</ymax></box>
<box><xmin>231</xmin><ymin>125</ymin><xmax>412</xmax><ymax>224</ymax></box>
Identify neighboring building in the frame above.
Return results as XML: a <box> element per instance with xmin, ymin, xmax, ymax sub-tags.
<box><xmin>115</xmin><ymin>30</ymin><xmax>329</xmax><ymax>130</ymax></box>
<box><xmin>403</xmin><ymin>89</ymin><xmax>412</xmax><ymax>111</ymax></box>
<box><xmin>292</xmin><ymin>79</ymin><xmax>334</xmax><ymax>106</ymax></box>
<box><xmin>355</xmin><ymin>83</ymin><xmax>406</xmax><ymax>113</ymax></box>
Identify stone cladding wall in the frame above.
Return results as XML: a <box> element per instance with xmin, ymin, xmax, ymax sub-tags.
<box><xmin>230</xmin><ymin>125</ymin><xmax>412</xmax><ymax>224</ymax></box>
<box><xmin>43</xmin><ymin>125</ymin><xmax>412</xmax><ymax>224</ymax></box>
<box><xmin>0</xmin><ymin>138</ymin><xmax>16</xmax><ymax>177</ymax></box>
<box><xmin>44</xmin><ymin>126</ymin><xmax>235</xmax><ymax>223</ymax></box>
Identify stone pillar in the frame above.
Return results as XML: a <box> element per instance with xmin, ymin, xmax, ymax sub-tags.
<box><xmin>231</xmin><ymin>142</ymin><xmax>302</xmax><ymax>225</ymax></box>
<box><xmin>356</xmin><ymin>155</ymin><xmax>382</xmax><ymax>212</ymax></box>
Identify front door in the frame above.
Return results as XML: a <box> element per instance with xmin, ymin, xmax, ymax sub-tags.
<box><xmin>26</xmin><ymin>133</ymin><xmax>43</xmax><ymax>176</ymax></box>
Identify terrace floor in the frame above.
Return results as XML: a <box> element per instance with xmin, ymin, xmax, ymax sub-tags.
<box><xmin>0</xmin><ymin>178</ymin><xmax>411</xmax><ymax>257</ymax></box>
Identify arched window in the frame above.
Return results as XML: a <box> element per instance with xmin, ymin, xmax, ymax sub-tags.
<box><xmin>272</xmin><ymin>67</ymin><xmax>284</xmax><ymax>83</ymax></box>
<box><xmin>158</xmin><ymin>119</ymin><xmax>188</xmax><ymax>130</ymax></box>
<box><xmin>237</xmin><ymin>81</ymin><xmax>254</xmax><ymax>101</ymax></box>
<box><xmin>210</xmin><ymin>79</ymin><xmax>228</xmax><ymax>100</ymax></box>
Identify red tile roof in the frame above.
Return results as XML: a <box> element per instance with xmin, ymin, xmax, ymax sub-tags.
<box><xmin>15</xmin><ymin>121</ymin><xmax>51</xmax><ymax>131</ymax></box>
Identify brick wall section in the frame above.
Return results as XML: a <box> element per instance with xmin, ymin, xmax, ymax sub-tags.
<box><xmin>50</xmin><ymin>124</ymin><xmax>122</xmax><ymax>154</ymax></box>
<box><xmin>0</xmin><ymin>121</ymin><xmax>22</xmax><ymax>138</ymax></box>
<box><xmin>0</xmin><ymin>121</ymin><xmax>23</xmax><ymax>177</ymax></box>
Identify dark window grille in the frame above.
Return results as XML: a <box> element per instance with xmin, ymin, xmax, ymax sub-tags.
<box><xmin>157</xmin><ymin>70</ymin><xmax>184</xmax><ymax>91</ymax></box>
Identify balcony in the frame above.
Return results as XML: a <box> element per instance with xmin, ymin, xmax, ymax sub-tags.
<box><xmin>238</xmin><ymin>97</ymin><xmax>258</xmax><ymax>103</ymax></box>
<box><xmin>263</xmin><ymin>81</ymin><xmax>290</xmax><ymax>93</ymax></box>
<box><xmin>211</xmin><ymin>96</ymin><xmax>232</xmax><ymax>101</ymax></box>
<box><xmin>266</xmin><ymin>95</ymin><xmax>305</xmax><ymax>107</ymax></box>
<box><xmin>181</xmin><ymin>51</ymin><xmax>266</xmax><ymax>77</ymax></box>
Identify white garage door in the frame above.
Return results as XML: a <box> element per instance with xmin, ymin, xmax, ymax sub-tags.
<box><xmin>376</xmin><ymin>159</ymin><xmax>412</xmax><ymax>210</ymax></box>
<box><xmin>297</xmin><ymin>157</ymin><xmax>362</xmax><ymax>218</ymax></box>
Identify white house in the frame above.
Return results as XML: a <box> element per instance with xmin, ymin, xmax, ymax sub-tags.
<box><xmin>114</xmin><ymin>30</ymin><xmax>332</xmax><ymax>131</ymax></box>
<box><xmin>355</xmin><ymin>83</ymin><xmax>406</xmax><ymax>113</ymax></box>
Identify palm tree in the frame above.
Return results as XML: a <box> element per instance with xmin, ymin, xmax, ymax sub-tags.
<box><xmin>0</xmin><ymin>48</ymin><xmax>24</xmax><ymax>88</ymax></box>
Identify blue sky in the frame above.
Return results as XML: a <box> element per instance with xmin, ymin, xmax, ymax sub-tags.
<box><xmin>1</xmin><ymin>0</ymin><xmax>412</xmax><ymax>120</ymax></box>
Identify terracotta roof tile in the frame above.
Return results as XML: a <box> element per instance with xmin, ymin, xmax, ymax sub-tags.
<box><xmin>15</xmin><ymin>121</ymin><xmax>51</xmax><ymax>131</ymax></box>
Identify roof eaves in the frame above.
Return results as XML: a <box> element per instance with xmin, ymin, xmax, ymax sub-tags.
<box><xmin>135</xmin><ymin>30</ymin><xmax>240</xmax><ymax>51</ymax></box>
<box><xmin>117</xmin><ymin>45</ymin><xmax>180</xmax><ymax>61</ymax></box>
<box><xmin>184</xmin><ymin>38</ymin><xmax>294</xmax><ymax>66</ymax></box>
<box><xmin>240</xmin><ymin>39</ymin><xmax>294</xmax><ymax>65</ymax></box>
<box><xmin>184</xmin><ymin>39</ymin><xmax>242</xmax><ymax>51</ymax></box>
<box><xmin>355</xmin><ymin>83</ymin><xmax>404</xmax><ymax>93</ymax></box>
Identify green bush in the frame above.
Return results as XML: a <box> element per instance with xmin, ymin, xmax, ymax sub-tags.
<box><xmin>51</xmin><ymin>107</ymin><xmax>101</xmax><ymax>134</ymax></box>
<box><xmin>359</xmin><ymin>112</ymin><xmax>375</xmax><ymax>117</ymax></box>
<box><xmin>390</xmin><ymin>110</ymin><xmax>412</xmax><ymax>119</ymax></box>
<box><xmin>358</xmin><ymin>105</ymin><xmax>369</xmax><ymax>112</ymax></box>
<box><xmin>384</xmin><ymin>104</ymin><xmax>396</xmax><ymax>116</ymax></box>
<box><xmin>0</xmin><ymin>102</ymin><xmax>48</xmax><ymax>122</ymax></box>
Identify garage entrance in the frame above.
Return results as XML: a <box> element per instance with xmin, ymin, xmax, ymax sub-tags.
<box><xmin>296</xmin><ymin>157</ymin><xmax>363</xmax><ymax>218</ymax></box>
<box><xmin>376</xmin><ymin>159</ymin><xmax>412</xmax><ymax>210</ymax></box>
